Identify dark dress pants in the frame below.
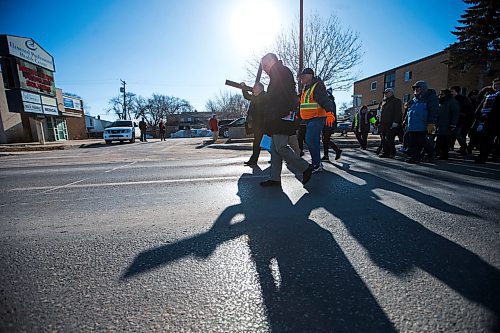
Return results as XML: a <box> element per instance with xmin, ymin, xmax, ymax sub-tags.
<box><xmin>355</xmin><ymin>131</ymin><xmax>369</xmax><ymax>149</ymax></box>
<box><xmin>297</xmin><ymin>123</ymin><xmax>307</xmax><ymax>152</ymax></box>
<box><xmin>322</xmin><ymin>126</ymin><xmax>340</xmax><ymax>156</ymax></box>
<box><xmin>249</xmin><ymin>128</ymin><xmax>264</xmax><ymax>163</ymax></box>
<box><xmin>381</xmin><ymin>127</ymin><xmax>397</xmax><ymax>155</ymax></box>
<box><xmin>436</xmin><ymin>134</ymin><xmax>450</xmax><ymax>159</ymax></box>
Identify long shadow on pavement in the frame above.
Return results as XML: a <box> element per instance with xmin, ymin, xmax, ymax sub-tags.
<box><xmin>122</xmin><ymin>172</ymin><xmax>396</xmax><ymax>332</ymax></box>
<box><xmin>316</xmin><ymin>163</ymin><xmax>500</xmax><ymax>330</ymax></box>
<box><xmin>122</xmin><ymin>165</ymin><xmax>499</xmax><ymax>331</ymax></box>
<box><xmin>347</xmin><ymin>151</ymin><xmax>500</xmax><ymax>194</ymax></box>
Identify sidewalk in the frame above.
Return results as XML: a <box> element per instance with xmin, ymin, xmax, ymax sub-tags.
<box><xmin>0</xmin><ymin>139</ymin><xmax>104</xmax><ymax>152</ymax></box>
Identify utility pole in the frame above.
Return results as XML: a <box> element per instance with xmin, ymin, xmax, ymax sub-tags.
<box><xmin>298</xmin><ymin>0</ymin><xmax>304</xmax><ymax>92</ymax></box>
<box><xmin>299</xmin><ymin>0</ymin><xmax>304</xmax><ymax>76</ymax></box>
<box><xmin>120</xmin><ymin>79</ymin><xmax>126</xmax><ymax>120</ymax></box>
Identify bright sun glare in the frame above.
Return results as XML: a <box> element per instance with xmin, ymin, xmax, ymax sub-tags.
<box><xmin>229</xmin><ymin>1</ymin><xmax>282</xmax><ymax>57</ymax></box>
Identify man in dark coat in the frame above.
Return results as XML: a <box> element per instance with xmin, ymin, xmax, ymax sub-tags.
<box><xmin>450</xmin><ymin>86</ymin><xmax>473</xmax><ymax>155</ymax></box>
<box><xmin>379</xmin><ymin>88</ymin><xmax>402</xmax><ymax>158</ymax></box>
<box><xmin>259</xmin><ymin>53</ymin><xmax>313</xmax><ymax>187</ymax></box>
<box><xmin>435</xmin><ymin>89</ymin><xmax>460</xmax><ymax>160</ymax></box>
<box><xmin>241</xmin><ymin>82</ymin><xmax>266</xmax><ymax>165</ymax></box>
<box><xmin>139</xmin><ymin>117</ymin><xmax>147</xmax><ymax>142</ymax></box>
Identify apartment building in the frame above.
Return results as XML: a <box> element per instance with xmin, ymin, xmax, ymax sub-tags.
<box><xmin>353</xmin><ymin>50</ymin><xmax>498</xmax><ymax>111</ymax></box>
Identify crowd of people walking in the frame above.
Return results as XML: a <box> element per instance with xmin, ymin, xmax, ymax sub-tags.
<box><xmin>362</xmin><ymin>77</ymin><xmax>500</xmax><ymax>164</ymax></box>
<box><xmin>239</xmin><ymin>52</ymin><xmax>499</xmax><ymax>187</ymax></box>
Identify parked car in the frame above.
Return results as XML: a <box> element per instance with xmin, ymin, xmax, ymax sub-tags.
<box><xmin>219</xmin><ymin>117</ymin><xmax>246</xmax><ymax>138</ymax></box>
<box><xmin>103</xmin><ymin>119</ymin><xmax>140</xmax><ymax>144</ymax></box>
<box><xmin>335</xmin><ymin>122</ymin><xmax>352</xmax><ymax>136</ymax></box>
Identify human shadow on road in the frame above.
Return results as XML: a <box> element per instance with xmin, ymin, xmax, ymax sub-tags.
<box><xmin>348</xmin><ymin>152</ymin><xmax>500</xmax><ymax>194</ymax></box>
<box><xmin>122</xmin><ymin>174</ymin><xmax>396</xmax><ymax>332</ymax></box>
<box><xmin>122</xmin><ymin>166</ymin><xmax>499</xmax><ymax>331</ymax></box>
<box><xmin>301</xmin><ymin>164</ymin><xmax>500</xmax><ymax>329</ymax></box>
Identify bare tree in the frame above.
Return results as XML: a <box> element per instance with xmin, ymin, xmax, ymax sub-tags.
<box><xmin>132</xmin><ymin>96</ymin><xmax>151</xmax><ymax>120</ymax></box>
<box><xmin>205</xmin><ymin>91</ymin><xmax>249</xmax><ymax>120</ymax></box>
<box><xmin>337</xmin><ymin>102</ymin><xmax>351</xmax><ymax>116</ymax></box>
<box><xmin>146</xmin><ymin>94</ymin><xmax>193</xmax><ymax>128</ymax></box>
<box><xmin>246</xmin><ymin>12</ymin><xmax>362</xmax><ymax>91</ymax></box>
<box><xmin>164</xmin><ymin>96</ymin><xmax>193</xmax><ymax>115</ymax></box>
<box><xmin>106</xmin><ymin>92</ymin><xmax>136</xmax><ymax>120</ymax></box>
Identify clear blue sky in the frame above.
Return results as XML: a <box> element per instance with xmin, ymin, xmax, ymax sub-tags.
<box><xmin>1</xmin><ymin>0</ymin><xmax>467</xmax><ymax>121</ymax></box>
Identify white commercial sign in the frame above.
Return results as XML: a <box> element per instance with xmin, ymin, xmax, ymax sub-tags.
<box><xmin>63</xmin><ymin>96</ymin><xmax>82</xmax><ymax>110</ymax></box>
<box><xmin>21</xmin><ymin>90</ymin><xmax>41</xmax><ymax>104</ymax></box>
<box><xmin>41</xmin><ymin>95</ymin><xmax>57</xmax><ymax>106</ymax></box>
<box><xmin>42</xmin><ymin>105</ymin><xmax>59</xmax><ymax>115</ymax></box>
<box><xmin>7</xmin><ymin>36</ymin><xmax>55</xmax><ymax>71</ymax></box>
<box><xmin>73</xmin><ymin>99</ymin><xmax>82</xmax><ymax>110</ymax></box>
<box><xmin>20</xmin><ymin>91</ymin><xmax>59</xmax><ymax>115</ymax></box>
<box><xmin>23</xmin><ymin>102</ymin><xmax>43</xmax><ymax>114</ymax></box>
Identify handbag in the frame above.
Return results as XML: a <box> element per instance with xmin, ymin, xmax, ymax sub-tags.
<box><xmin>260</xmin><ymin>134</ymin><xmax>272</xmax><ymax>152</ymax></box>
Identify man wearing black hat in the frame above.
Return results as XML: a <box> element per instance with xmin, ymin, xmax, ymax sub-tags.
<box><xmin>299</xmin><ymin>68</ymin><xmax>336</xmax><ymax>171</ymax></box>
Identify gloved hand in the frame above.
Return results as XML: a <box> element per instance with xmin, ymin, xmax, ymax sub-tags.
<box><xmin>391</xmin><ymin>122</ymin><xmax>399</xmax><ymax>129</ymax></box>
<box><xmin>326</xmin><ymin>112</ymin><xmax>335</xmax><ymax>127</ymax></box>
<box><xmin>427</xmin><ymin>123</ymin><xmax>436</xmax><ymax>134</ymax></box>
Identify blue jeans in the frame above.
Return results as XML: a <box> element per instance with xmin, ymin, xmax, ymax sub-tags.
<box><xmin>305</xmin><ymin>117</ymin><xmax>326</xmax><ymax>167</ymax></box>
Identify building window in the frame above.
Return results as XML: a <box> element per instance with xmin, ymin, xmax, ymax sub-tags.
<box><xmin>353</xmin><ymin>95</ymin><xmax>362</xmax><ymax>107</ymax></box>
<box><xmin>403</xmin><ymin>94</ymin><xmax>411</xmax><ymax>103</ymax></box>
<box><xmin>369</xmin><ymin>99</ymin><xmax>378</xmax><ymax>105</ymax></box>
<box><xmin>384</xmin><ymin>72</ymin><xmax>395</xmax><ymax>89</ymax></box>
<box><xmin>370</xmin><ymin>81</ymin><xmax>377</xmax><ymax>91</ymax></box>
<box><xmin>404</xmin><ymin>71</ymin><xmax>412</xmax><ymax>81</ymax></box>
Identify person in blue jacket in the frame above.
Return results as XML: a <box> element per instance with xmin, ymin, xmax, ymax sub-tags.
<box><xmin>405</xmin><ymin>80</ymin><xmax>439</xmax><ymax>163</ymax></box>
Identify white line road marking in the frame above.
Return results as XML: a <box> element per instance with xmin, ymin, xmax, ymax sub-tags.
<box><xmin>10</xmin><ymin>174</ymin><xmax>270</xmax><ymax>192</ymax></box>
<box><xmin>41</xmin><ymin>179</ymin><xmax>89</xmax><ymax>193</ymax></box>
<box><xmin>105</xmin><ymin>161</ymin><xmax>139</xmax><ymax>173</ymax></box>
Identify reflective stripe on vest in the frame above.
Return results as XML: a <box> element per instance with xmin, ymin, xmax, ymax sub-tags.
<box><xmin>300</xmin><ymin>82</ymin><xmax>327</xmax><ymax>120</ymax></box>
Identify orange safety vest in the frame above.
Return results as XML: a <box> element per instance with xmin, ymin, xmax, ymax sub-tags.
<box><xmin>300</xmin><ymin>82</ymin><xmax>328</xmax><ymax>120</ymax></box>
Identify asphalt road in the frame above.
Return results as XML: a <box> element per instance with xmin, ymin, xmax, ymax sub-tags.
<box><xmin>1</xmin><ymin>138</ymin><xmax>499</xmax><ymax>332</ymax></box>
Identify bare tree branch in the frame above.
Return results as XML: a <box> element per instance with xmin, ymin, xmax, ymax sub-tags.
<box><xmin>205</xmin><ymin>91</ymin><xmax>249</xmax><ymax>119</ymax></box>
<box><xmin>106</xmin><ymin>92</ymin><xmax>136</xmax><ymax>120</ymax></box>
<box><xmin>246</xmin><ymin>12</ymin><xmax>362</xmax><ymax>92</ymax></box>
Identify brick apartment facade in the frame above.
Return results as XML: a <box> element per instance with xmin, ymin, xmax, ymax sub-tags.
<box><xmin>353</xmin><ymin>50</ymin><xmax>499</xmax><ymax>111</ymax></box>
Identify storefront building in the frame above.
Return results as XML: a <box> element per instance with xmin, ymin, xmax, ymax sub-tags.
<box><xmin>0</xmin><ymin>34</ymin><xmax>85</xmax><ymax>143</ymax></box>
